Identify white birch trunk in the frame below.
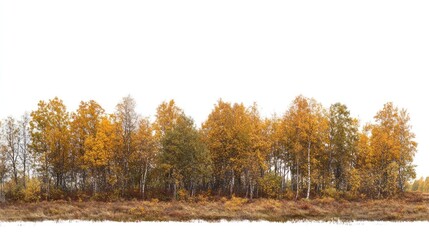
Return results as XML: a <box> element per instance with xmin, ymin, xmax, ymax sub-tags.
<box><xmin>306</xmin><ymin>141</ymin><xmax>311</xmax><ymax>199</ymax></box>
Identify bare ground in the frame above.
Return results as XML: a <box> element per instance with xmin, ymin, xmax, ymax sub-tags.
<box><xmin>1</xmin><ymin>193</ymin><xmax>428</xmax><ymax>222</ymax></box>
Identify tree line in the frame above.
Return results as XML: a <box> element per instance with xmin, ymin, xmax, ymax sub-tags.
<box><xmin>409</xmin><ymin>177</ymin><xmax>429</xmax><ymax>193</ymax></box>
<box><xmin>0</xmin><ymin>95</ymin><xmax>417</xmax><ymax>202</ymax></box>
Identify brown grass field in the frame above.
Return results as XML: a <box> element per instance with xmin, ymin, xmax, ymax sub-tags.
<box><xmin>1</xmin><ymin>193</ymin><xmax>429</xmax><ymax>222</ymax></box>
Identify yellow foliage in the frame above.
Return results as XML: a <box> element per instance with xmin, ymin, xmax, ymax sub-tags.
<box><xmin>322</xmin><ymin>188</ymin><xmax>339</xmax><ymax>199</ymax></box>
<box><xmin>224</xmin><ymin>196</ymin><xmax>248</xmax><ymax>210</ymax></box>
<box><xmin>259</xmin><ymin>173</ymin><xmax>282</xmax><ymax>198</ymax></box>
<box><xmin>128</xmin><ymin>206</ymin><xmax>145</xmax><ymax>215</ymax></box>
<box><xmin>23</xmin><ymin>178</ymin><xmax>41</xmax><ymax>202</ymax></box>
<box><xmin>177</xmin><ymin>189</ymin><xmax>188</xmax><ymax>201</ymax></box>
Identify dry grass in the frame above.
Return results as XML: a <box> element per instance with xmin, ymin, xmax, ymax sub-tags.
<box><xmin>1</xmin><ymin>193</ymin><xmax>429</xmax><ymax>222</ymax></box>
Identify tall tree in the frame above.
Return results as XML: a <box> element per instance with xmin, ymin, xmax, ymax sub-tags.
<box><xmin>1</xmin><ymin>117</ymin><xmax>21</xmax><ymax>185</ymax></box>
<box><xmin>370</xmin><ymin>102</ymin><xmax>417</xmax><ymax>197</ymax></box>
<box><xmin>244</xmin><ymin>104</ymin><xmax>269</xmax><ymax>200</ymax></box>
<box><xmin>202</xmin><ymin>100</ymin><xmax>246</xmax><ymax>196</ymax></box>
<box><xmin>30</xmin><ymin>97</ymin><xmax>71</xmax><ymax>199</ymax></box>
<box><xmin>19</xmin><ymin>113</ymin><xmax>31</xmax><ymax>188</ymax></box>
<box><xmin>133</xmin><ymin>118</ymin><xmax>157</xmax><ymax>199</ymax></box>
<box><xmin>154</xmin><ymin>100</ymin><xmax>183</xmax><ymax>195</ymax></box>
<box><xmin>115</xmin><ymin>95</ymin><xmax>139</xmax><ymax>196</ymax></box>
<box><xmin>70</xmin><ymin>100</ymin><xmax>105</xmax><ymax>192</ymax></box>
<box><xmin>281</xmin><ymin>96</ymin><xmax>328</xmax><ymax>199</ymax></box>
<box><xmin>327</xmin><ymin>103</ymin><xmax>359</xmax><ymax>192</ymax></box>
<box><xmin>160</xmin><ymin>114</ymin><xmax>212</xmax><ymax>199</ymax></box>
<box><xmin>355</xmin><ymin>125</ymin><xmax>372</xmax><ymax>196</ymax></box>
<box><xmin>0</xmin><ymin>120</ymin><xmax>8</xmax><ymax>202</ymax></box>
<box><xmin>83</xmin><ymin>116</ymin><xmax>119</xmax><ymax>195</ymax></box>
<box><xmin>203</xmin><ymin>100</ymin><xmax>268</xmax><ymax>198</ymax></box>
<box><xmin>395</xmin><ymin>109</ymin><xmax>417</xmax><ymax>192</ymax></box>
<box><xmin>265</xmin><ymin>115</ymin><xmax>289</xmax><ymax>193</ymax></box>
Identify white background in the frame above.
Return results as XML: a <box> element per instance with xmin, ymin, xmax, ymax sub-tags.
<box><xmin>1</xmin><ymin>0</ymin><xmax>429</xmax><ymax>238</ymax></box>
<box><xmin>1</xmin><ymin>1</ymin><xmax>428</xmax><ymax>175</ymax></box>
<box><xmin>0</xmin><ymin>0</ymin><xmax>429</xmax><ymax>176</ymax></box>
<box><xmin>0</xmin><ymin>221</ymin><xmax>427</xmax><ymax>240</ymax></box>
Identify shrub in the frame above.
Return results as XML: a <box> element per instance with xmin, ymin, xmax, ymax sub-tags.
<box><xmin>259</xmin><ymin>172</ymin><xmax>282</xmax><ymax>198</ymax></box>
<box><xmin>128</xmin><ymin>206</ymin><xmax>145</xmax><ymax>216</ymax></box>
<box><xmin>224</xmin><ymin>196</ymin><xmax>248</xmax><ymax>211</ymax></box>
<box><xmin>23</xmin><ymin>178</ymin><xmax>41</xmax><ymax>202</ymax></box>
<box><xmin>91</xmin><ymin>192</ymin><xmax>111</xmax><ymax>201</ymax></box>
<box><xmin>322</xmin><ymin>187</ymin><xmax>340</xmax><ymax>199</ymax></box>
<box><xmin>195</xmin><ymin>193</ymin><xmax>209</xmax><ymax>203</ymax></box>
<box><xmin>315</xmin><ymin>197</ymin><xmax>335</xmax><ymax>206</ymax></box>
<box><xmin>76</xmin><ymin>191</ymin><xmax>90</xmax><ymax>202</ymax></box>
<box><xmin>4</xmin><ymin>181</ymin><xmax>24</xmax><ymax>201</ymax></box>
<box><xmin>282</xmin><ymin>190</ymin><xmax>295</xmax><ymax>200</ymax></box>
<box><xmin>177</xmin><ymin>189</ymin><xmax>188</xmax><ymax>201</ymax></box>
<box><xmin>50</xmin><ymin>187</ymin><xmax>65</xmax><ymax>200</ymax></box>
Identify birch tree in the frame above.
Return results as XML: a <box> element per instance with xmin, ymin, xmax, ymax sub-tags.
<box><xmin>30</xmin><ymin>97</ymin><xmax>70</xmax><ymax>199</ymax></box>
<box><xmin>115</xmin><ymin>95</ymin><xmax>139</xmax><ymax>196</ymax></box>
<box><xmin>19</xmin><ymin>113</ymin><xmax>31</xmax><ymax>188</ymax></box>
<box><xmin>133</xmin><ymin>118</ymin><xmax>157</xmax><ymax>199</ymax></box>
<box><xmin>1</xmin><ymin>117</ymin><xmax>21</xmax><ymax>185</ymax></box>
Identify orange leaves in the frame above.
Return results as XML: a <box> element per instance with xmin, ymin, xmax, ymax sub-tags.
<box><xmin>154</xmin><ymin>100</ymin><xmax>183</xmax><ymax>140</ymax></box>
<box><xmin>133</xmin><ymin>118</ymin><xmax>156</xmax><ymax>164</ymax></box>
<box><xmin>368</xmin><ymin>102</ymin><xmax>417</xmax><ymax>195</ymax></box>
<box><xmin>30</xmin><ymin>97</ymin><xmax>70</xmax><ymax>169</ymax></box>
<box><xmin>17</xmin><ymin>95</ymin><xmax>418</xmax><ymax>200</ymax></box>
<box><xmin>83</xmin><ymin>117</ymin><xmax>116</xmax><ymax>169</ymax></box>
<box><xmin>202</xmin><ymin>100</ymin><xmax>269</xmax><ymax>197</ymax></box>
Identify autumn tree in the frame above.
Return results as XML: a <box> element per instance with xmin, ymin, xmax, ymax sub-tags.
<box><xmin>115</xmin><ymin>95</ymin><xmax>139</xmax><ymax>196</ymax></box>
<box><xmin>154</xmin><ymin>100</ymin><xmax>183</xmax><ymax>195</ymax></box>
<box><xmin>354</xmin><ymin>125</ymin><xmax>372</xmax><ymax>196</ymax></box>
<box><xmin>0</xmin><ymin>114</ymin><xmax>32</xmax><ymax>199</ymax></box>
<box><xmin>369</xmin><ymin>102</ymin><xmax>417</xmax><ymax>197</ymax></box>
<box><xmin>281</xmin><ymin>96</ymin><xmax>328</xmax><ymax>199</ymax></box>
<box><xmin>202</xmin><ymin>100</ymin><xmax>268</xmax><ymax>198</ymax></box>
<box><xmin>244</xmin><ymin>104</ymin><xmax>269</xmax><ymax>200</ymax></box>
<box><xmin>410</xmin><ymin>177</ymin><xmax>425</xmax><ymax>192</ymax></box>
<box><xmin>0</xmin><ymin>96</ymin><xmax>419</xmax><ymax>202</ymax></box>
<box><xmin>19</xmin><ymin>113</ymin><xmax>31</xmax><ymax>188</ymax></box>
<box><xmin>202</xmin><ymin>100</ymin><xmax>236</xmax><ymax>196</ymax></box>
<box><xmin>160</xmin><ymin>114</ymin><xmax>212</xmax><ymax>200</ymax></box>
<box><xmin>30</xmin><ymin>97</ymin><xmax>71</xmax><ymax>199</ymax></box>
<box><xmin>424</xmin><ymin>177</ymin><xmax>429</xmax><ymax>193</ymax></box>
<box><xmin>154</xmin><ymin>100</ymin><xmax>183</xmax><ymax>139</ymax></box>
<box><xmin>264</xmin><ymin>116</ymin><xmax>289</xmax><ymax>194</ymax></box>
<box><xmin>327</xmin><ymin>103</ymin><xmax>359</xmax><ymax>192</ymax></box>
<box><xmin>132</xmin><ymin>118</ymin><xmax>157</xmax><ymax>199</ymax></box>
<box><xmin>0</xmin><ymin>154</ymin><xmax>5</xmax><ymax>202</ymax></box>
<box><xmin>1</xmin><ymin>117</ymin><xmax>21</xmax><ymax>185</ymax></box>
<box><xmin>70</xmin><ymin>100</ymin><xmax>105</xmax><ymax>193</ymax></box>
<box><xmin>83</xmin><ymin>116</ymin><xmax>120</xmax><ymax>196</ymax></box>
<box><xmin>0</xmin><ymin>120</ymin><xmax>7</xmax><ymax>201</ymax></box>
<box><xmin>394</xmin><ymin>109</ymin><xmax>417</xmax><ymax>192</ymax></box>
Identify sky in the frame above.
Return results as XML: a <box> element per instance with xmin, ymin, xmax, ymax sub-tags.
<box><xmin>1</xmin><ymin>1</ymin><xmax>428</xmax><ymax>177</ymax></box>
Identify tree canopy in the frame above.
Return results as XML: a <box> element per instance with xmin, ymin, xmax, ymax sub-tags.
<box><xmin>0</xmin><ymin>96</ymin><xmax>418</xmax><ymax>201</ymax></box>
